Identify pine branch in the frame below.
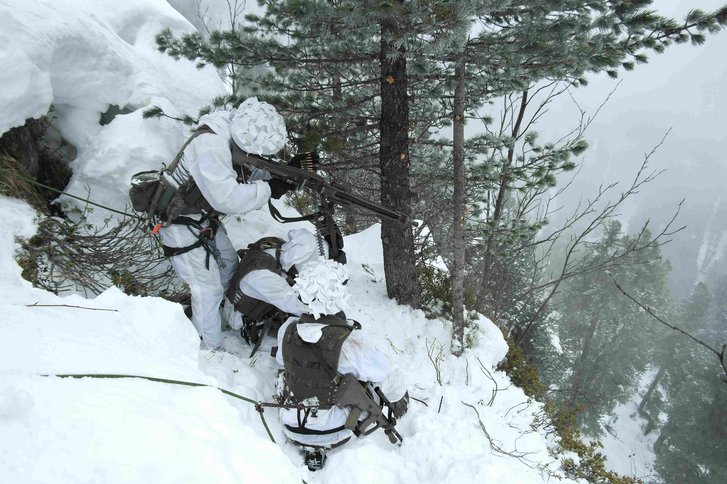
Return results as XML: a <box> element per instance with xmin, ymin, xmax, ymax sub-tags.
<box><xmin>142</xmin><ymin>106</ymin><xmax>197</xmax><ymax>126</ymax></box>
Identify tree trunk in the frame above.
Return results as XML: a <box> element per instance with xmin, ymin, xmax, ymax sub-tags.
<box><xmin>568</xmin><ymin>312</ymin><xmax>599</xmax><ymax>409</ymax></box>
<box><xmin>480</xmin><ymin>90</ymin><xmax>529</xmax><ymax>311</ymax></box>
<box><xmin>639</xmin><ymin>365</ymin><xmax>665</xmax><ymax>435</ymax></box>
<box><xmin>639</xmin><ymin>366</ymin><xmax>665</xmax><ymax>414</ymax></box>
<box><xmin>379</xmin><ymin>4</ymin><xmax>419</xmax><ymax>306</ymax></box>
<box><xmin>451</xmin><ymin>56</ymin><xmax>467</xmax><ymax>355</ymax></box>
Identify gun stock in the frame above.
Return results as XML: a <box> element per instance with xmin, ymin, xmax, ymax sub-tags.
<box><xmin>334</xmin><ymin>374</ymin><xmax>402</xmax><ymax>445</ymax></box>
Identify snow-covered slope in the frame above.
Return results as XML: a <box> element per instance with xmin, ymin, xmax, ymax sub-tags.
<box><xmin>0</xmin><ymin>0</ymin><xmax>226</xmax><ymax>223</ymax></box>
<box><xmin>0</xmin><ymin>1</ymin><xmax>583</xmax><ymax>482</ymax></box>
<box><xmin>0</xmin><ymin>193</ymin><xmax>575</xmax><ymax>483</ymax></box>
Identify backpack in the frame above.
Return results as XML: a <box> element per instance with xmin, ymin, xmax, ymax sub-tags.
<box><xmin>228</xmin><ymin>237</ymin><xmax>288</xmax><ymax>321</ymax></box>
<box><xmin>128</xmin><ymin>126</ymin><xmax>215</xmax><ymax>225</ymax></box>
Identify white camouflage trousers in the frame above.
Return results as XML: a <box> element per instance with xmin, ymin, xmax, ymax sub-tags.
<box><xmin>159</xmin><ymin>220</ymin><xmax>238</xmax><ymax>349</ymax></box>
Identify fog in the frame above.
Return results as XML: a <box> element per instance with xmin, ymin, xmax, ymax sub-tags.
<box><xmin>536</xmin><ymin>0</ymin><xmax>727</xmax><ymax>296</ymax></box>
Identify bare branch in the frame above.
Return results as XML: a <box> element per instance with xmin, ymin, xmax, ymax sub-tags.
<box><xmin>25</xmin><ymin>302</ymin><xmax>118</xmax><ymax>312</ymax></box>
<box><xmin>612</xmin><ymin>276</ymin><xmax>727</xmax><ymax>383</ymax></box>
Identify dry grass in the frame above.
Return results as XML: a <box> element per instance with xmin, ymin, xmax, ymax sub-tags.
<box><xmin>0</xmin><ymin>153</ymin><xmax>47</xmax><ymax>210</ymax></box>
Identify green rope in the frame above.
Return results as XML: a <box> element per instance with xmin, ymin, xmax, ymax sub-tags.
<box><xmin>44</xmin><ymin>373</ymin><xmax>276</xmax><ymax>444</ymax></box>
<box><xmin>0</xmin><ymin>167</ymin><xmax>142</xmax><ymax>220</ymax></box>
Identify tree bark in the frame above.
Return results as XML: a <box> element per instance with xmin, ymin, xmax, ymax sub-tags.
<box><xmin>451</xmin><ymin>56</ymin><xmax>467</xmax><ymax>355</ymax></box>
<box><xmin>379</xmin><ymin>4</ymin><xmax>419</xmax><ymax>307</ymax></box>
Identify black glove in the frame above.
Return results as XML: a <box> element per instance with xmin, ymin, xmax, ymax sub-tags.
<box><xmin>389</xmin><ymin>391</ymin><xmax>409</xmax><ymax>419</ymax></box>
<box><xmin>268</xmin><ymin>178</ymin><xmax>295</xmax><ymax>199</ymax></box>
<box><xmin>288</xmin><ymin>151</ymin><xmax>319</xmax><ymax>171</ymax></box>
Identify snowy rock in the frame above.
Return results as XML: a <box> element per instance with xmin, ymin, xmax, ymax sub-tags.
<box><xmin>0</xmin><ymin>0</ymin><xmax>227</xmax><ymax>225</ymax></box>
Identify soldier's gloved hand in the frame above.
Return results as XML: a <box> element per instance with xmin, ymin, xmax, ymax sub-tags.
<box><xmin>268</xmin><ymin>178</ymin><xmax>295</xmax><ymax>199</ymax></box>
<box><xmin>288</xmin><ymin>151</ymin><xmax>319</xmax><ymax>172</ymax></box>
<box><xmin>389</xmin><ymin>391</ymin><xmax>409</xmax><ymax>419</ymax></box>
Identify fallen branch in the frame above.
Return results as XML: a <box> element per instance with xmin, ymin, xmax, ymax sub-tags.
<box><xmin>477</xmin><ymin>357</ymin><xmax>499</xmax><ymax>406</ymax></box>
<box><xmin>410</xmin><ymin>395</ymin><xmax>429</xmax><ymax>407</ymax></box>
<box><xmin>25</xmin><ymin>302</ymin><xmax>118</xmax><ymax>312</ymax></box>
<box><xmin>425</xmin><ymin>338</ymin><xmax>444</xmax><ymax>386</ymax></box>
<box><xmin>462</xmin><ymin>401</ymin><xmax>539</xmax><ymax>468</ymax></box>
<box><xmin>612</xmin><ymin>275</ymin><xmax>727</xmax><ymax>383</ymax></box>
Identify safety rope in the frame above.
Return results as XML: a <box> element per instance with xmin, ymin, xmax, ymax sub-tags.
<box><xmin>41</xmin><ymin>373</ymin><xmax>276</xmax><ymax>443</ymax></box>
<box><xmin>255</xmin><ymin>400</ymin><xmax>321</xmax><ymax>412</ymax></box>
<box><xmin>0</xmin><ymin>167</ymin><xmax>142</xmax><ymax>220</ymax></box>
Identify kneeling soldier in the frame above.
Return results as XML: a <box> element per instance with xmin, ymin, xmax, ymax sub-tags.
<box><xmin>274</xmin><ymin>260</ymin><xmax>408</xmax><ymax>470</ymax></box>
<box><xmin>226</xmin><ymin>229</ymin><xmax>322</xmax><ymax>354</ymax></box>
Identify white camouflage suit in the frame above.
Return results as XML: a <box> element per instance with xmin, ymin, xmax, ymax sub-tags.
<box><xmin>159</xmin><ymin>107</ymin><xmax>278</xmax><ymax>350</ymax></box>
<box><xmin>275</xmin><ymin>316</ymin><xmax>407</xmax><ymax>448</ymax></box>
<box><xmin>227</xmin><ymin>229</ymin><xmax>323</xmax><ymax>331</ymax></box>
<box><xmin>269</xmin><ymin>260</ymin><xmax>406</xmax><ymax>449</ymax></box>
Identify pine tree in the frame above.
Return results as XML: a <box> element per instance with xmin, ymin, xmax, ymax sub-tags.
<box><xmin>538</xmin><ymin>221</ymin><xmax>672</xmax><ymax>434</ymax></box>
<box><xmin>652</xmin><ymin>281</ymin><xmax>727</xmax><ymax>483</ymax></box>
<box><xmin>153</xmin><ymin>1</ymin><xmax>727</xmax><ymax>334</ymax></box>
<box><xmin>402</xmin><ymin>2</ymin><xmax>727</xmax><ymax>350</ymax></box>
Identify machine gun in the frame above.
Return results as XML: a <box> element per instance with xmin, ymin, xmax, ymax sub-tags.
<box><xmin>230</xmin><ymin>143</ymin><xmax>410</xmax><ymax>261</ymax></box>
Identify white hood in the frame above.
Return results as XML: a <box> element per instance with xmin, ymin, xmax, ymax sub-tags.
<box><xmin>230</xmin><ymin>97</ymin><xmax>287</xmax><ymax>155</ymax></box>
<box><xmin>197</xmin><ymin>110</ymin><xmax>232</xmax><ymax>139</ymax></box>
<box><xmin>279</xmin><ymin>229</ymin><xmax>322</xmax><ymax>272</ymax></box>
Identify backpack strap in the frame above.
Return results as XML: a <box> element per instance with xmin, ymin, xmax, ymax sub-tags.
<box><xmin>166</xmin><ymin>125</ymin><xmax>215</xmax><ymax>174</ymax></box>
<box><xmin>147</xmin><ymin>125</ymin><xmax>216</xmax><ymax>227</ymax></box>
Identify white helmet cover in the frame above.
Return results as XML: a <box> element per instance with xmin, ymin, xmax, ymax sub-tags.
<box><xmin>294</xmin><ymin>259</ymin><xmax>350</xmax><ymax>319</ymax></box>
<box><xmin>230</xmin><ymin>97</ymin><xmax>287</xmax><ymax>155</ymax></box>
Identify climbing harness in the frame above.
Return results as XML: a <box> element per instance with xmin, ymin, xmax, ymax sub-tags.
<box><xmin>160</xmin><ymin>214</ymin><xmax>221</xmax><ymax>269</ymax></box>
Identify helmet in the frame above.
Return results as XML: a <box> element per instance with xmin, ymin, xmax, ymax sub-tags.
<box><xmin>294</xmin><ymin>259</ymin><xmax>350</xmax><ymax>319</ymax></box>
<box><xmin>230</xmin><ymin>97</ymin><xmax>287</xmax><ymax>155</ymax></box>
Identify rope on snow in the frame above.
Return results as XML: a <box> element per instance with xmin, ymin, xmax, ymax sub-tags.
<box><xmin>41</xmin><ymin>372</ymin><xmax>277</xmax><ymax>443</ymax></box>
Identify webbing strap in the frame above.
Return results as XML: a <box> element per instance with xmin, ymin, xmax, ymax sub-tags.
<box><xmin>268</xmin><ymin>200</ymin><xmax>317</xmax><ymax>223</ymax></box>
<box><xmin>162</xmin><ymin>215</ymin><xmax>219</xmax><ymax>268</ymax></box>
<box><xmin>146</xmin><ymin>126</ymin><xmax>215</xmax><ymax>225</ymax></box>
<box><xmin>162</xmin><ymin>239</ymin><xmax>204</xmax><ymax>258</ymax></box>
<box><xmin>284</xmin><ymin>423</ymin><xmax>347</xmax><ymax>435</ymax></box>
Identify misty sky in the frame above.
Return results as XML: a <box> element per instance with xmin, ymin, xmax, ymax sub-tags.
<box><xmin>539</xmin><ymin>0</ymin><xmax>726</xmax><ymax>219</ymax></box>
<box><xmin>533</xmin><ymin>0</ymin><xmax>727</xmax><ymax>293</ymax></box>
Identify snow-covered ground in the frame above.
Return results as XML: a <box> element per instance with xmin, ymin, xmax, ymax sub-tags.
<box><xmin>0</xmin><ymin>1</ymin><xmax>588</xmax><ymax>482</ymax></box>
<box><xmin>597</xmin><ymin>399</ymin><xmax>659</xmax><ymax>483</ymax></box>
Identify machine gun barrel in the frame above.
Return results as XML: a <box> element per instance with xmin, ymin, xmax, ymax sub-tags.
<box><xmin>231</xmin><ymin>144</ymin><xmax>409</xmax><ymax>223</ymax></box>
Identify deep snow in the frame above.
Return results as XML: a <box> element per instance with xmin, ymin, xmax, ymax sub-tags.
<box><xmin>0</xmin><ymin>1</ymin><xmax>589</xmax><ymax>483</ymax></box>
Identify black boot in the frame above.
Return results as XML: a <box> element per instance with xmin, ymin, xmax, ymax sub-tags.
<box><xmin>304</xmin><ymin>450</ymin><xmax>326</xmax><ymax>471</ymax></box>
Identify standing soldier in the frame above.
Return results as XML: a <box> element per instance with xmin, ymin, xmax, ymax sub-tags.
<box><xmin>156</xmin><ymin>98</ymin><xmax>293</xmax><ymax>351</ymax></box>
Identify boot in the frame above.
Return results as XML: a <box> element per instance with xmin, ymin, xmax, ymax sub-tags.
<box><xmin>304</xmin><ymin>450</ymin><xmax>326</xmax><ymax>471</ymax></box>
